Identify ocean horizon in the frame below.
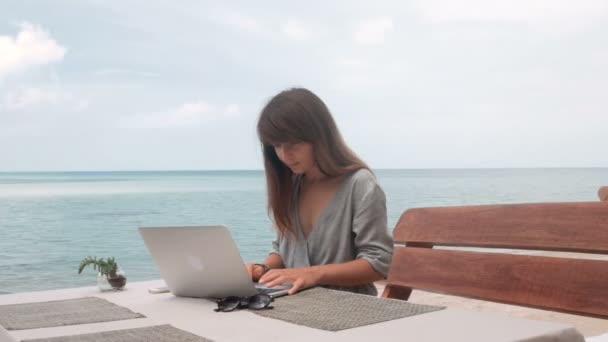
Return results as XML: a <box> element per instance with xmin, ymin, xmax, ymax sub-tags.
<box><xmin>1</xmin><ymin>168</ymin><xmax>607</xmax><ymax>294</ymax></box>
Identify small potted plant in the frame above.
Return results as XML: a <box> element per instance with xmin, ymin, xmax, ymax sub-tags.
<box><xmin>78</xmin><ymin>256</ymin><xmax>127</xmax><ymax>291</ymax></box>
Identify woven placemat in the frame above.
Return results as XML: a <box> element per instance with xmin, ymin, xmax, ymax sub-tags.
<box><xmin>0</xmin><ymin>297</ymin><xmax>144</xmax><ymax>330</ymax></box>
<box><xmin>253</xmin><ymin>287</ymin><xmax>445</xmax><ymax>331</ymax></box>
<box><xmin>22</xmin><ymin>324</ymin><xmax>213</xmax><ymax>342</ymax></box>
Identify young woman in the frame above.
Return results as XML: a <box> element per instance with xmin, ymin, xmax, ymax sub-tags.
<box><xmin>246</xmin><ymin>88</ymin><xmax>393</xmax><ymax>296</ymax></box>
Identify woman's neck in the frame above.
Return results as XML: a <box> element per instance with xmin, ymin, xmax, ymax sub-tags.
<box><xmin>303</xmin><ymin>166</ymin><xmax>327</xmax><ymax>184</ymax></box>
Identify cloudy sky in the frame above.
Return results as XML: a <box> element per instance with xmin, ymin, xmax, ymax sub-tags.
<box><xmin>1</xmin><ymin>1</ymin><xmax>607</xmax><ymax>171</ymax></box>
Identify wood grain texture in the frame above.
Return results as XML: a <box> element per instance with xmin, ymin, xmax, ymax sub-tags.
<box><xmin>599</xmin><ymin>187</ymin><xmax>608</xmax><ymax>202</ymax></box>
<box><xmin>394</xmin><ymin>202</ymin><xmax>608</xmax><ymax>254</ymax></box>
<box><xmin>386</xmin><ymin>248</ymin><xmax>608</xmax><ymax>318</ymax></box>
<box><xmin>382</xmin><ymin>284</ymin><xmax>413</xmax><ymax>300</ymax></box>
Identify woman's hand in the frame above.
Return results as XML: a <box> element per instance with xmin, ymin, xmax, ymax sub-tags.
<box><xmin>245</xmin><ymin>263</ymin><xmax>266</xmax><ymax>282</ymax></box>
<box><xmin>258</xmin><ymin>267</ymin><xmax>322</xmax><ymax>295</ymax></box>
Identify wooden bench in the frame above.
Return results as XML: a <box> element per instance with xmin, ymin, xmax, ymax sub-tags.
<box><xmin>382</xmin><ymin>202</ymin><xmax>608</xmax><ymax>319</ymax></box>
<box><xmin>599</xmin><ymin>187</ymin><xmax>608</xmax><ymax>202</ymax></box>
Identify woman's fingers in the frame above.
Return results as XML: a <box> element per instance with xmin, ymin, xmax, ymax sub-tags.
<box><xmin>259</xmin><ymin>270</ymin><xmax>281</xmax><ymax>284</ymax></box>
<box><xmin>259</xmin><ymin>268</ymin><xmax>317</xmax><ymax>292</ymax></box>
<box><xmin>288</xmin><ymin>279</ymin><xmax>304</xmax><ymax>295</ymax></box>
<box><xmin>265</xmin><ymin>275</ymin><xmax>288</xmax><ymax>288</ymax></box>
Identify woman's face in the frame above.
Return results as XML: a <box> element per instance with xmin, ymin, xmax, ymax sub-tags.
<box><xmin>274</xmin><ymin>142</ymin><xmax>315</xmax><ymax>175</ymax></box>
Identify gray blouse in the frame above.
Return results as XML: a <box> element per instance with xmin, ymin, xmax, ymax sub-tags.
<box><xmin>270</xmin><ymin>168</ymin><xmax>393</xmax><ymax>296</ymax></box>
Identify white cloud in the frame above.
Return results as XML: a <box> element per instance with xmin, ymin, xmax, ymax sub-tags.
<box><xmin>335</xmin><ymin>58</ymin><xmax>366</xmax><ymax>68</ymax></box>
<box><xmin>0</xmin><ymin>86</ymin><xmax>88</xmax><ymax>112</ymax></box>
<box><xmin>120</xmin><ymin>101</ymin><xmax>241</xmax><ymax>129</ymax></box>
<box><xmin>224</xmin><ymin>103</ymin><xmax>240</xmax><ymax>117</ymax></box>
<box><xmin>282</xmin><ymin>19</ymin><xmax>311</xmax><ymax>41</ymax></box>
<box><xmin>0</xmin><ymin>22</ymin><xmax>66</xmax><ymax>78</ymax></box>
<box><xmin>93</xmin><ymin>68</ymin><xmax>159</xmax><ymax>78</ymax></box>
<box><xmin>416</xmin><ymin>0</ymin><xmax>608</xmax><ymax>33</ymax></box>
<box><xmin>219</xmin><ymin>11</ymin><xmax>264</xmax><ymax>34</ymax></box>
<box><xmin>354</xmin><ymin>16</ymin><xmax>394</xmax><ymax>45</ymax></box>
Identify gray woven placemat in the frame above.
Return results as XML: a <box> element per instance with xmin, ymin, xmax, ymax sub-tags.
<box><xmin>0</xmin><ymin>297</ymin><xmax>144</xmax><ymax>330</ymax></box>
<box><xmin>22</xmin><ymin>324</ymin><xmax>213</xmax><ymax>342</ymax></box>
<box><xmin>253</xmin><ymin>287</ymin><xmax>445</xmax><ymax>331</ymax></box>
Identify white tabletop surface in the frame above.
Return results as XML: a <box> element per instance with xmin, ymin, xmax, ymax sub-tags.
<box><xmin>0</xmin><ymin>280</ymin><xmax>585</xmax><ymax>342</ymax></box>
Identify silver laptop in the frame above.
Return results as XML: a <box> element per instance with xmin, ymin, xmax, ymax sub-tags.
<box><xmin>138</xmin><ymin>225</ymin><xmax>289</xmax><ymax>299</ymax></box>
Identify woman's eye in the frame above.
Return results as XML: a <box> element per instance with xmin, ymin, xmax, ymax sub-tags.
<box><xmin>273</xmin><ymin>141</ymin><xmax>300</xmax><ymax>150</ymax></box>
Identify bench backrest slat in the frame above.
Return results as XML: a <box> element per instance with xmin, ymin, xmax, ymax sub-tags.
<box><xmin>395</xmin><ymin>202</ymin><xmax>608</xmax><ymax>253</ymax></box>
<box><xmin>384</xmin><ymin>202</ymin><xmax>608</xmax><ymax>318</ymax></box>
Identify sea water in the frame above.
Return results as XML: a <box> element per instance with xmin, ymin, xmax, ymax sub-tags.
<box><xmin>1</xmin><ymin>168</ymin><xmax>606</xmax><ymax>293</ymax></box>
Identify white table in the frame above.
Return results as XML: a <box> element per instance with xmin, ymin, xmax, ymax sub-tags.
<box><xmin>0</xmin><ymin>280</ymin><xmax>585</xmax><ymax>342</ymax></box>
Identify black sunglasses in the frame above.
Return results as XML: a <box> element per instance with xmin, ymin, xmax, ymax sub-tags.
<box><xmin>214</xmin><ymin>294</ymin><xmax>274</xmax><ymax>312</ymax></box>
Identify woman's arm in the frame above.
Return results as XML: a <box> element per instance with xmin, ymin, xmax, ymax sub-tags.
<box><xmin>259</xmin><ymin>258</ymin><xmax>383</xmax><ymax>295</ymax></box>
<box><xmin>246</xmin><ymin>253</ymin><xmax>285</xmax><ymax>281</ymax></box>
<box><xmin>314</xmin><ymin>259</ymin><xmax>383</xmax><ymax>285</ymax></box>
<box><xmin>263</xmin><ymin>252</ymin><xmax>285</xmax><ymax>270</ymax></box>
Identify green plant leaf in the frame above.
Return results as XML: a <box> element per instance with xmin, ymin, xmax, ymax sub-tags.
<box><xmin>78</xmin><ymin>256</ymin><xmax>119</xmax><ymax>277</ymax></box>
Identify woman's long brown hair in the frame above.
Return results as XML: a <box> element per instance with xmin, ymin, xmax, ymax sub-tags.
<box><xmin>257</xmin><ymin>88</ymin><xmax>368</xmax><ymax>237</ymax></box>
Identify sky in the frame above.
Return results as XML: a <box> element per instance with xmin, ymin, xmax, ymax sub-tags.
<box><xmin>1</xmin><ymin>0</ymin><xmax>607</xmax><ymax>171</ymax></box>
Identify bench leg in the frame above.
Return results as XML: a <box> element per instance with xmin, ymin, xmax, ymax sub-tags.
<box><xmin>382</xmin><ymin>285</ymin><xmax>413</xmax><ymax>300</ymax></box>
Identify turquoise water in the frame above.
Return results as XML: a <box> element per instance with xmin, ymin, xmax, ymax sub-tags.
<box><xmin>1</xmin><ymin>169</ymin><xmax>606</xmax><ymax>293</ymax></box>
